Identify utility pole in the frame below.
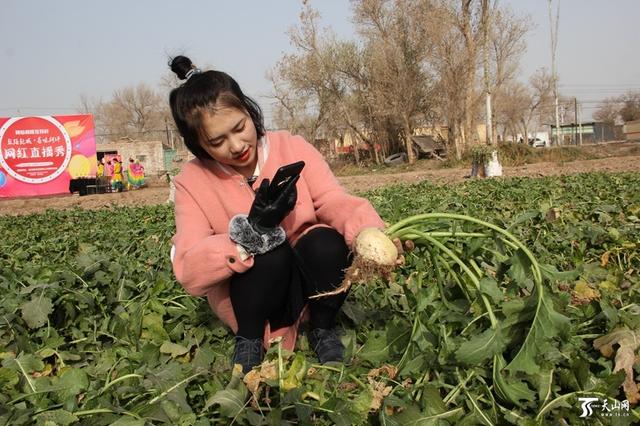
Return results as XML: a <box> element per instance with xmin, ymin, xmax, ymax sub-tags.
<box><xmin>165</xmin><ymin>118</ymin><xmax>174</xmax><ymax>150</ymax></box>
<box><xmin>548</xmin><ymin>0</ymin><xmax>561</xmax><ymax>146</ymax></box>
<box><xmin>574</xmin><ymin>97</ymin><xmax>578</xmax><ymax>145</ymax></box>
<box><xmin>578</xmin><ymin>103</ymin><xmax>583</xmax><ymax>145</ymax></box>
<box><xmin>482</xmin><ymin>0</ymin><xmax>493</xmax><ymax>147</ymax></box>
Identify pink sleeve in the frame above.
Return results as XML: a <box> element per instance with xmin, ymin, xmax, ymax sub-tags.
<box><xmin>172</xmin><ymin>177</ymin><xmax>254</xmax><ymax>297</ymax></box>
<box><xmin>295</xmin><ymin>136</ymin><xmax>385</xmax><ymax>246</ymax></box>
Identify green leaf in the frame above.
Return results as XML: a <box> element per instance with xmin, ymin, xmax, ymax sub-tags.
<box><xmin>479</xmin><ymin>277</ymin><xmax>503</xmax><ymax>304</ymax></box>
<box><xmin>493</xmin><ymin>355</ymin><xmax>535</xmax><ymax>406</ymax></box>
<box><xmin>56</xmin><ymin>368</ymin><xmax>89</xmax><ymax>400</ymax></box>
<box><xmin>507</xmin><ymin>249</ymin><xmax>532</xmax><ymax>287</ymax></box>
<box><xmin>539</xmin><ymin>264</ymin><xmax>581</xmax><ymax>282</ymax></box>
<box><xmin>21</xmin><ymin>296</ymin><xmax>53</xmax><ymax>329</ymax></box>
<box><xmin>508</xmin><ymin>210</ymin><xmax>539</xmax><ymax>228</ymax></box>
<box><xmin>507</xmin><ymin>292</ymin><xmax>570</xmax><ymax>375</ymax></box>
<box><xmin>36</xmin><ymin>348</ymin><xmax>57</xmax><ymax>358</ymax></box>
<box><xmin>358</xmin><ymin>330</ymin><xmax>389</xmax><ymax>364</ymax></box>
<box><xmin>192</xmin><ymin>345</ymin><xmax>215</xmax><ymax>371</ymax></box>
<box><xmin>465</xmin><ymin>391</ymin><xmax>496</xmax><ymax>426</ymax></box>
<box><xmin>456</xmin><ymin>327</ymin><xmax>507</xmax><ymax>365</ymax></box>
<box><xmin>34</xmin><ymin>409</ymin><xmax>79</xmax><ymax>425</ymax></box>
<box><xmin>421</xmin><ymin>384</ymin><xmax>447</xmax><ymax>416</ymax></box>
<box><xmin>109</xmin><ymin>418</ymin><xmax>147</xmax><ymax>426</ymax></box>
<box><xmin>536</xmin><ymin>367</ymin><xmax>554</xmax><ymax>407</ymax></box>
<box><xmin>341</xmin><ymin>301</ymin><xmax>366</xmax><ymax>325</ymax></box>
<box><xmin>0</xmin><ymin>367</ymin><xmax>19</xmax><ymax>389</ymax></box>
<box><xmin>160</xmin><ymin>341</ymin><xmax>189</xmax><ymax>358</ymax></box>
<box><xmin>141</xmin><ymin>313</ymin><xmax>170</xmax><ymax>344</ymax></box>
<box><xmin>3</xmin><ymin>353</ymin><xmax>45</xmax><ymax>373</ymax></box>
<box><xmin>204</xmin><ymin>389</ymin><xmax>246</xmax><ymax>418</ymax></box>
<box><xmin>351</xmin><ymin>388</ymin><xmax>373</xmax><ymax>418</ymax></box>
<box><xmin>282</xmin><ymin>353</ymin><xmax>306</xmax><ymax>391</ymax></box>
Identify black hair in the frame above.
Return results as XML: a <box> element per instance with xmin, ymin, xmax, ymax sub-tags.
<box><xmin>168</xmin><ymin>55</ymin><xmax>265</xmax><ymax>161</ymax></box>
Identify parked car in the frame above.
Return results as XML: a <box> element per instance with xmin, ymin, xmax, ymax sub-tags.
<box><xmin>384</xmin><ymin>152</ymin><xmax>408</xmax><ymax>166</ymax></box>
<box><xmin>529</xmin><ymin>137</ymin><xmax>547</xmax><ymax>148</ymax></box>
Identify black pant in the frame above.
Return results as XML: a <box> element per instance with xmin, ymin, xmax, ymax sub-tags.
<box><xmin>229</xmin><ymin>227</ymin><xmax>352</xmax><ymax>339</ymax></box>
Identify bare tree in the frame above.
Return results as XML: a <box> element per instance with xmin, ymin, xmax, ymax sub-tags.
<box><xmin>493</xmin><ymin>81</ymin><xmax>526</xmax><ymax>142</ymax></box>
<box><xmin>591</xmin><ymin>91</ymin><xmax>640</xmax><ymax>126</ymax></box>
<box><xmin>488</xmin><ymin>6</ymin><xmax>532</xmax><ymax>142</ymax></box>
<box><xmin>269</xmin><ymin>6</ymin><xmax>342</xmax><ymax>144</ymax></box>
<box><xmin>268</xmin><ymin>0</ymin><xmax>531</xmax><ymax>163</ymax></box>
<box><xmin>269</xmin><ymin>0</ymin><xmax>435</xmax><ymax>164</ymax></box>
<box><xmin>76</xmin><ymin>94</ymin><xmax>106</xmax><ymax>135</ymax></box>
<box><xmin>548</xmin><ymin>0</ymin><xmax>561</xmax><ymax>145</ymax></box>
<box><xmin>350</xmin><ymin>0</ymin><xmax>435</xmax><ymax>163</ymax></box>
<box><xmin>619</xmin><ymin>91</ymin><xmax>640</xmax><ymax>122</ymax></box>
<box><xmin>593</xmin><ymin>97</ymin><xmax>620</xmax><ymax>125</ymax></box>
<box><xmin>429</xmin><ymin>0</ymin><xmax>490</xmax><ymax>159</ymax></box>
<box><xmin>96</xmin><ymin>83</ymin><xmax>170</xmax><ymax>141</ymax></box>
<box><xmin>521</xmin><ymin>68</ymin><xmax>554</xmax><ymax>143</ymax></box>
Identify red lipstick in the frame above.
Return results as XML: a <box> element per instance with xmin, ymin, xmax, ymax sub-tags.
<box><xmin>237</xmin><ymin>148</ymin><xmax>251</xmax><ymax>162</ymax></box>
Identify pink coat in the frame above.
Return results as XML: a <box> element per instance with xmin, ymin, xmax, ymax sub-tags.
<box><xmin>171</xmin><ymin>131</ymin><xmax>385</xmax><ymax>350</ymax></box>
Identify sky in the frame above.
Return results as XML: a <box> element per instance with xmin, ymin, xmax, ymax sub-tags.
<box><xmin>2</xmin><ymin>0</ymin><xmax>639</xmax><ymax>126</ymax></box>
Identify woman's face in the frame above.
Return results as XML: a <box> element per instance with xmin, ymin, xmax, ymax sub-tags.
<box><xmin>198</xmin><ymin>106</ymin><xmax>258</xmax><ymax>176</ymax></box>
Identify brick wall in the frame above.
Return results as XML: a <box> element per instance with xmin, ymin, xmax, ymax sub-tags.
<box><xmin>97</xmin><ymin>140</ymin><xmax>165</xmax><ymax>177</ymax></box>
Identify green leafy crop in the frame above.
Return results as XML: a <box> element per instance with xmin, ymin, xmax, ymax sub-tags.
<box><xmin>1</xmin><ymin>172</ymin><xmax>639</xmax><ymax>425</ymax></box>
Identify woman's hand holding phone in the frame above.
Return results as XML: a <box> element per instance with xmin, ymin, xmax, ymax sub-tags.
<box><xmin>267</xmin><ymin>161</ymin><xmax>305</xmax><ymax>200</ymax></box>
<box><xmin>248</xmin><ymin>176</ymin><xmax>299</xmax><ymax>233</ymax></box>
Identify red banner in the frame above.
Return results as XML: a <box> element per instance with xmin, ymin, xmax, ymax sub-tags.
<box><xmin>0</xmin><ymin>115</ymin><xmax>96</xmax><ymax>198</ymax></box>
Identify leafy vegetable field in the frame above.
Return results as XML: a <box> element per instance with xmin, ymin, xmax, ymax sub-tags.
<box><xmin>1</xmin><ymin>172</ymin><xmax>639</xmax><ymax>425</ymax></box>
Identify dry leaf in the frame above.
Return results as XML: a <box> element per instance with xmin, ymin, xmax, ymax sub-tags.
<box><xmin>259</xmin><ymin>360</ymin><xmax>278</xmax><ymax>381</ymax></box>
<box><xmin>601</xmin><ymin>251</ymin><xmax>611</xmax><ymax>267</ymax></box>
<box><xmin>231</xmin><ymin>363</ymin><xmax>243</xmax><ymax>376</ymax></box>
<box><xmin>242</xmin><ymin>360</ymin><xmax>278</xmax><ymax>401</ymax></box>
<box><xmin>593</xmin><ymin>327</ymin><xmax>640</xmax><ymax>405</ymax></box>
<box><xmin>404</xmin><ymin>240</ymin><xmax>415</xmax><ymax>252</ymax></box>
<box><xmin>369</xmin><ymin>378</ymin><xmax>392</xmax><ymax>412</ymax></box>
<box><xmin>367</xmin><ymin>364</ymin><xmax>398</xmax><ymax>380</ymax></box>
<box><xmin>243</xmin><ymin>370</ymin><xmax>262</xmax><ymax>396</ymax></box>
<box><xmin>32</xmin><ymin>363</ymin><xmax>53</xmax><ymax>378</ymax></box>
<box><xmin>338</xmin><ymin>382</ymin><xmax>358</xmax><ymax>391</ymax></box>
<box><xmin>545</xmin><ymin>207</ymin><xmax>561</xmax><ymax>222</ymax></box>
<box><xmin>571</xmin><ymin>280</ymin><xmax>600</xmax><ymax>305</ymax></box>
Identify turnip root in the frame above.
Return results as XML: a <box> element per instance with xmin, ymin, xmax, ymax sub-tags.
<box><xmin>354</xmin><ymin>228</ymin><xmax>399</xmax><ymax>266</ymax></box>
<box><xmin>309</xmin><ymin>228</ymin><xmax>398</xmax><ymax>298</ymax></box>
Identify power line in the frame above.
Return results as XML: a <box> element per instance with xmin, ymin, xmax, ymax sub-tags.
<box><xmin>0</xmin><ymin>106</ymin><xmax>79</xmax><ymax>111</ymax></box>
<box><xmin>559</xmin><ymin>83</ymin><xmax>640</xmax><ymax>87</ymax></box>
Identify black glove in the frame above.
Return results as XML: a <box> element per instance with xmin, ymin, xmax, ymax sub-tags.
<box><xmin>228</xmin><ymin>176</ymin><xmax>299</xmax><ymax>255</ymax></box>
<box><xmin>248</xmin><ymin>176</ymin><xmax>299</xmax><ymax>233</ymax></box>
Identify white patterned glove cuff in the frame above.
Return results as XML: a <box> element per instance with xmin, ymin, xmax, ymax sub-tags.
<box><xmin>228</xmin><ymin>214</ymin><xmax>287</xmax><ymax>255</ymax></box>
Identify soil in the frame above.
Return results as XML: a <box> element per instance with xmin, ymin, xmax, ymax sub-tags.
<box><xmin>1</xmin><ymin>144</ymin><xmax>639</xmax><ymax>216</ymax></box>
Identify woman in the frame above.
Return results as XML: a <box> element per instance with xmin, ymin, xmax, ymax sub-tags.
<box><xmin>97</xmin><ymin>160</ymin><xmax>104</xmax><ymax>177</ymax></box>
<box><xmin>111</xmin><ymin>158</ymin><xmax>124</xmax><ymax>192</ymax></box>
<box><xmin>168</xmin><ymin>55</ymin><xmax>397</xmax><ymax>373</ymax></box>
<box><xmin>127</xmin><ymin>158</ymin><xmax>145</xmax><ymax>189</ymax></box>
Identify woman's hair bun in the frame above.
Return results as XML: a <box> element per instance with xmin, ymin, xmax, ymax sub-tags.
<box><xmin>170</xmin><ymin>55</ymin><xmax>195</xmax><ymax>80</ymax></box>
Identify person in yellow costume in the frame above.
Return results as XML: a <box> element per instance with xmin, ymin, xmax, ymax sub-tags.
<box><xmin>111</xmin><ymin>158</ymin><xmax>124</xmax><ymax>192</ymax></box>
<box><xmin>97</xmin><ymin>160</ymin><xmax>104</xmax><ymax>177</ymax></box>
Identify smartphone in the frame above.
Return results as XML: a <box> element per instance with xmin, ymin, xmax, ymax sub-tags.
<box><xmin>268</xmin><ymin>161</ymin><xmax>305</xmax><ymax>198</ymax></box>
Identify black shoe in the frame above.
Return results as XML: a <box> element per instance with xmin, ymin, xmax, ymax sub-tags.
<box><xmin>232</xmin><ymin>336</ymin><xmax>264</xmax><ymax>374</ymax></box>
<box><xmin>308</xmin><ymin>328</ymin><xmax>344</xmax><ymax>364</ymax></box>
